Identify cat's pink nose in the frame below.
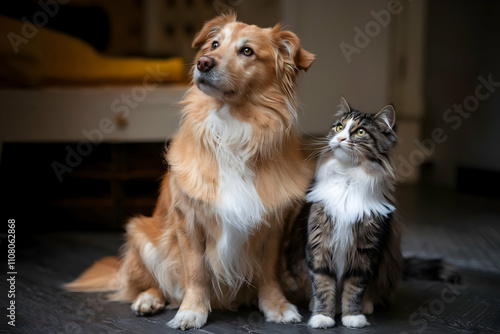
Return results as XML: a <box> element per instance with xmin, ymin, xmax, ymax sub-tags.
<box><xmin>338</xmin><ymin>137</ymin><xmax>346</xmax><ymax>143</ymax></box>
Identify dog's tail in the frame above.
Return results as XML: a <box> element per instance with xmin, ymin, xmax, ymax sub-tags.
<box><xmin>403</xmin><ymin>257</ymin><xmax>461</xmax><ymax>283</ymax></box>
<box><xmin>64</xmin><ymin>256</ymin><xmax>121</xmax><ymax>292</ymax></box>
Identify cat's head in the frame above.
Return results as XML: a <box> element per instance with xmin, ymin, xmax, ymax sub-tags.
<box><xmin>327</xmin><ymin>97</ymin><xmax>397</xmax><ymax>170</ymax></box>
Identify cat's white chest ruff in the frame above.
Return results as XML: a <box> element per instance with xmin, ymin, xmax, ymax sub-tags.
<box><xmin>306</xmin><ymin>159</ymin><xmax>395</xmax><ymax>280</ymax></box>
<box><xmin>307</xmin><ymin>159</ymin><xmax>395</xmax><ymax>226</ymax></box>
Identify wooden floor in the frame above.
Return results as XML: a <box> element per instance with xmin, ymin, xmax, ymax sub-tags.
<box><xmin>2</xmin><ymin>185</ymin><xmax>500</xmax><ymax>333</ymax></box>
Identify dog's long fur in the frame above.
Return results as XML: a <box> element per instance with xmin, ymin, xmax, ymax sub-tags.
<box><xmin>66</xmin><ymin>13</ymin><xmax>315</xmax><ymax>329</ymax></box>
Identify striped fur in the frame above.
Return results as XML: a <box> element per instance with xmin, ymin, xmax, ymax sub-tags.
<box><xmin>306</xmin><ymin>97</ymin><xmax>403</xmax><ymax>329</ymax></box>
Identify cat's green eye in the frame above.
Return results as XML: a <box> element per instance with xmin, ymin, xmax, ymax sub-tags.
<box><xmin>334</xmin><ymin>125</ymin><xmax>343</xmax><ymax>133</ymax></box>
<box><xmin>357</xmin><ymin>128</ymin><xmax>366</xmax><ymax>136</ymax></box>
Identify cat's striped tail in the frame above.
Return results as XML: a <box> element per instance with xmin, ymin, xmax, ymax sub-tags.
<box><xmin>403</xmin><ymin>257</ymin><xmax>461</xmax><ymax>283</ymax></box>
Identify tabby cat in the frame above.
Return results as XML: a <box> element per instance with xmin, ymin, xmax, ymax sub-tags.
<box><xmin>305</xmin><ymin>97</ymin><xmax>403</xmax><ymax>329</ymax></box>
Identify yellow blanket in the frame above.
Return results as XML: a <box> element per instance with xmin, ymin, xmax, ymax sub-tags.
<box><xmin>0</xmin><ymin>15</ymin><xmax>187</xmax><ymax>86</ymax></box>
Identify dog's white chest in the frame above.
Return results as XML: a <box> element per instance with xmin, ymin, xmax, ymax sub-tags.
<box><xmin>205</xmin><ymin>106</ymin><xmax>264</xmax><ymax>228</ymax></box>
<box><xmin>205</xmin><ymin>106</ymin><xmax>264</xmax><ymax>283</ymax></box>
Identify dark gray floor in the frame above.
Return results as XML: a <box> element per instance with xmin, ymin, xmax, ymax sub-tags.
<box><xmin>1</xmin><ymin>185</ymin><xmax>499</xmax><ymax>333</ymax></box>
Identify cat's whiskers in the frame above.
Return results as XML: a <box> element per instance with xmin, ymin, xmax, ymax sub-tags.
<box><xmin>304</xmin><ymin>146</ymin><xmax>331</xmax><ymax>166</ymax></box>
<box><xmin>342</xmin><ymin>142</ymin><xmax>362</xmax><ymax>158</ymax></box>
<box><xmin>301</xmin><ymin>137</ymin><xmax>332</xmax><ymax>165</ymax></box>
<box><xmin>302</xmin><ymin>137</ymin><xmax>330</xmax><ymax>149</ymax></box>
<box><xmin>334</xmin><ymin>142</ymin><xmax>360</xmax><ymax>166</ymax></box>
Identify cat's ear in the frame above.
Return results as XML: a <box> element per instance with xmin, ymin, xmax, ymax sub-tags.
<box><xmin>340</xmin><ymin>96</ymin><xmax>351</xmax><ymax>112</ymax></box>
<box><xmin>375</xmin><ymin>105</ymin><xmax>396</xmax><ymax>129</ymax></box>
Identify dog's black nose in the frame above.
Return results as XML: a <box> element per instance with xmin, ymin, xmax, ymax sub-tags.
<box><xmin>197</xmin><ymin>56</ymin><xmax>215</xmax><ymax>72</ymax></box>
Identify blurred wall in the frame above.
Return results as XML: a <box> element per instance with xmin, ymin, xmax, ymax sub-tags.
<box><xmin>282</xmin><ymin>0</ymin><xmax>393</xmax><ymax>135</ymax></box>
<box><xmin>424</xmin><ymin>0</ymin><xmax>500</xmax><ymax>187</ymax></box>
<box><xmin>282</xmin><ymin>0</ymin><xmax>427</xmax><ymax>184</ymax></box>
<box><xmin>142</xmin><ymin>0</ymin><xmax>281</xmax><ymax>61</ymax></box>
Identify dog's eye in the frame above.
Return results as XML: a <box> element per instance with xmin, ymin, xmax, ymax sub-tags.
<box><xmin>241</xmin><ymin>47</ymin><xmax>253</xmax><ymax>56</ymax></box>
<box><xmin>211</xmin><ymin>41</ymin><xmax>219</xmax><ymax>50</ymax></box>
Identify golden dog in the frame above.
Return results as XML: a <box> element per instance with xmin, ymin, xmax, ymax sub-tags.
<box><xmin>67</xmin><ymin>13</ymin><xmax>315</xmax><ymax>329</ymax></box>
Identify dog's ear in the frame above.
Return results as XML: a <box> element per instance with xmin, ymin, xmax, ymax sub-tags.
<box><xmin>272</xmin><ymin>25</ymin><xmax>315</xmax><ymax>71</ymax></box>
<box><xmin>192</xmin><ymin>12</ymin><xmax>237</xmax><ymax>48</ymax></box>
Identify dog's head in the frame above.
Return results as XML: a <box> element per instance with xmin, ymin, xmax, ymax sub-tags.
<box><xmin>191</xmin><ymin>13</ymin><xmax>314</xmax><ymax>103</ymax></box>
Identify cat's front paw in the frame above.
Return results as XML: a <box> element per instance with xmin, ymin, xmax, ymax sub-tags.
<box><xmin>167</xmin><ymin>310</ymin><xmax>207</xmax><ymax>330</ymax></box>
<box><xmin>308</xmin><ymin>314</ymin><xmax>335</xmax><ymax>328</ymax></box>
<box><xmin>341</xmin><ymin>314</ymin><xmax>370</xmax><ymax>328</ymax></box>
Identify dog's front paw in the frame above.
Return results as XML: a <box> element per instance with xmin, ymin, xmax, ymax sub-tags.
<box><xmin>341</xmin><ymin>314</ymin><xmax>370</xmax><ymax>328</ymax></box>
<box><xmin>167</xmin><ymin>310</ymin><xmax>208</xmax><ymax>330</ymax></box>
<box><xmin>131</xmin><ymin>291</ymin><xmax>165</xmax><ymax>315</ymax></box>
<box><xmin>362</xmin><ymin>300</ymin><xmax>374</xmax><ymax>315</ymax></box>
<box><xmin>308</xmin><ymin>314</ymin><xmax>335</xmax><ymax>328</ymax></box>
<box><xmin>260</xmin><ymin>301</ymin><xmax>302</xmax><ymax>323</ymax></box>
